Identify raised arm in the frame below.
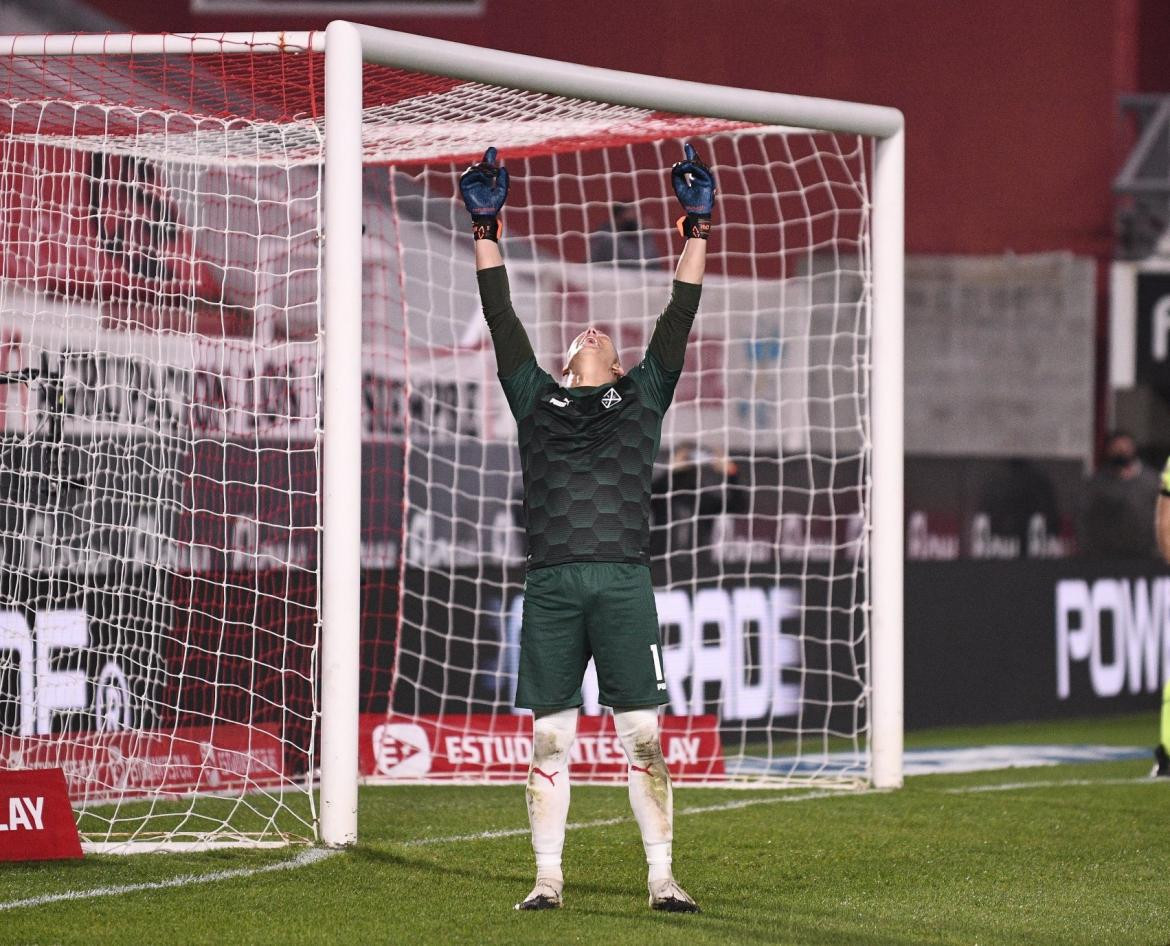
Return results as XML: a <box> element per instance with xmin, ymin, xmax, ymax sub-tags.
<box><xmin>671</xmin><ymin>143</ymin><xmax>714</xmax><ymax>287</ymax></box>
<box><xmin>674</xmin><ymin>237</ymin><xmax>707</xmax><ymax>287</ymax></box>
<box><xmin>646</xmin><ymin>143</ymin><xmax>716</xmax><ymax>372</ymax></box>
<box><xmin>459</xmin><ymin>147</ymin><xmax>534</xmax><ymax>377</ymax></box>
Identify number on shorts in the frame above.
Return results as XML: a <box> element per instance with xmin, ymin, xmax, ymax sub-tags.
<box><xmin>649</xmin><ymin>643</ymin><xmax>666</xmax><ymax>690</ymax></box>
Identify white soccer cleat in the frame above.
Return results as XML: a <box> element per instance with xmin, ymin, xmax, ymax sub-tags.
<box><xmin>648</xmin><ymin>877</ymin><xmax>700</xmax><ymax>913</ymax></box>
<box><xmin>1152</xmin><ymin>744</ymin><xmax>1170</xmax><ymax>778</ymax></box>
<box><xmin>514</xmin><ymin>877</ymin><xmax>564</xmax><ymax>911</ymax></box>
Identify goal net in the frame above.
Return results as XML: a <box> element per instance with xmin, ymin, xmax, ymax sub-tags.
<box><xmin>371</xmin><ymin>132</ymin><xmax>873</xmax><ymax>788</ymax></box>
<box><xmin>0</xmin><ymin>27</ymin><xmax>897</xmax><ymax>849</ymax></box>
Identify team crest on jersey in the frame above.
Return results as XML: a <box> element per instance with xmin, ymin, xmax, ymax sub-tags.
<box><xmin>601</xmin><ymin>388</ymin><xmax>622</xmax><ymax>409</ymax></box>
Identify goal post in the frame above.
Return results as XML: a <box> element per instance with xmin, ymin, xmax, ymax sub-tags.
<box><xmin>0</xmin><ymin>22</ymin><xmax>903</xmax><ymax>852</ymax></box>
<box><xmin>327</xmin><ymin>24</ymin><xmax>905</xmax><ymax>838</ymax></box>
<box><xmin>321</xmin><ymin>19</ymin><xmax>363</xmax><ymax>851</ymax></box>
<box><xmin>870</xmin><ymin>129</ymin><xmax>905</xmax><ymax>792</ymax></box>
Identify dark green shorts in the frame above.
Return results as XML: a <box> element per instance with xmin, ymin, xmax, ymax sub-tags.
<box><xmin>515</xmin><ymin>562</ymin><xmax>668</xmax><ymax>711</ymax></box>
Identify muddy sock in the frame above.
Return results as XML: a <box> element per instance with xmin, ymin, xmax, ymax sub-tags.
<box><xmin>528</xmin><ymin>707</ymin><xmax>578</xmax><ymax>883</ymax></box>
<box><xmin>613</xmin><ymin>707</ymin><xmax>673</xmax><ymax>884</ymax></box>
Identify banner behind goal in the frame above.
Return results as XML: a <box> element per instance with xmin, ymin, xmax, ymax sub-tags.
<box><xmin>0</xmin><ymin>25</ymin><xmax>902</xmax><ymax>849</ymax></box>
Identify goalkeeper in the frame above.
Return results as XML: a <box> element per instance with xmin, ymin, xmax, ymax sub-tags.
<box><xmin>459</xmin><ymin>144</ymin><xmax>713</xmax><ymax>913</ymax></box>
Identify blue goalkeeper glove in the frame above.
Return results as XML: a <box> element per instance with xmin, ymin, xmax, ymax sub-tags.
<box><xmin>671</xmin><ymin>142</ymin><xmax>716</xmax><ymax>240</ymax></box>
<box><xmin>459</xmin><ymin>146</ymin><xmax>509</xmax><ymax>242</ymax></box>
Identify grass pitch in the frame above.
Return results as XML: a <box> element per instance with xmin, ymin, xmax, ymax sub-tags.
<box><xmin>2</xmin><ymin>713</ymin><xmax>1168</xmax><ymax>946</ymax></box>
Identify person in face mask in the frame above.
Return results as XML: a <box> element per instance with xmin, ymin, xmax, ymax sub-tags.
<box><xmin>1079</xmin><ymin>430</ymin><xmax>1160</xmax><ymax>559</ymax></box>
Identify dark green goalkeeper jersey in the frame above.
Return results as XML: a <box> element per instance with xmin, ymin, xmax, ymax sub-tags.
<box><xmin>477</xmin><ymin>265</ymin><xmax>701</xmax><ymax>570</ymax></box>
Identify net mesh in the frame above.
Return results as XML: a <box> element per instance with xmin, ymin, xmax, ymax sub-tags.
<box><xmin>0</xmin><ymin>38</ymin><xmax>873</xmax><ymax>848</ymax></box>
<box><xmin>369</xmin><ymin>132</ymin><xmax>871</xmax><ymax>786</ymax></box>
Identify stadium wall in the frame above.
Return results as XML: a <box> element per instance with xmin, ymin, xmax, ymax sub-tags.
<box><xmin>80</xmin><ymin>0</ymin><xmax>1160</xmax><ymax>263</ymax></box>
<box><xmin>78</xmin><ymin>0</ymin><xmax>1154</xmax><ymax>455</ymax></box>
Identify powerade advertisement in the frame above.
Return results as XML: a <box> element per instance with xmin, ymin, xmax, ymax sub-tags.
<box><xmin>905</xmin><ymin>560</ymin><xmax>1170</xmax><ymax>728</ymax></box>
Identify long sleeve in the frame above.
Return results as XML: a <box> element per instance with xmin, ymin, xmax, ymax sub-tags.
<box><xmin>629</xmin><ymin>280</ymin><xmax>702</xmax><ymax>415</ymax></box>
<box><xmin>477</xmin><ymin>264</ymin><xmax>535</xmax><ymax>378</ymax></box>
<box><xmin>478</xmin><ymin>264</ymin><xmax>554</xmax><ymax>421</ymax></box>
<box><xmin>646</xmin><ymin>280</ymin><xmax>702</xmax><ymax>372</ymax></box>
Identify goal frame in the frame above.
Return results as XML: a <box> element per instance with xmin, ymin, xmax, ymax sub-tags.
<box><xmin>0</xmin><ymin>22</ymin><xmax>904</xmax><ymax>849</ymax></box>
<box><xmin>326</xmin><ymin>22</ymin><xmax>906</xmax><ymax>843</ymax></box>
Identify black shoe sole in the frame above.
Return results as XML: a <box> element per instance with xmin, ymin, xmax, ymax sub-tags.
<box><xmin>1153</xmin><ymin>745</ymin><xmax>1170</xmax><ymax>777</ymax></box>
<box><xmin>515</xmin><ymin>896</ymin><xmax>561</xmax><ymax>911</ymax></box>
<box><xmin>651</xmin><ymin>898</ymin><xmax>701</xmax><ymax>914</ymax></box>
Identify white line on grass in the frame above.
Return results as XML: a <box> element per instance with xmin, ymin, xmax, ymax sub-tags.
<box><xmin>401</xmin><ymin>789</ymin><xmax>843</xmax><ymax>847</ymax></box>
<box><xmin>943</xmin><ymin>776</ymin><xmax>1156</xmax><ymax>794</ymax></box>
<box><xmin>0</xmin><ymin>845</ymin><xmax>338</xmax><ymax>913</ymax></box>
<box><xmin>6</xmin><ymin>774</ymin><xmax>1157</xmax><ymax>912</ymax></box>
<box><xmin>399</xmin><ymin>775</ymin><xmax>1163</xmax><ymax>848</ymax></box>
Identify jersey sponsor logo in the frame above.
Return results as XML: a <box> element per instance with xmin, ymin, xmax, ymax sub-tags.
<box><xmin>601</xmin><ymin>388</ymin><xmax>622</xmax><ymax>409</ymax></box>
<box><xmin>549</xmin><ymin>396</ymin><xmax>570</xmax><ymax>408</ymax></box>
<box><xmin>372</xmin><ymin>722</ymin><xmax>433</xmax><ymax>777</ymax></box>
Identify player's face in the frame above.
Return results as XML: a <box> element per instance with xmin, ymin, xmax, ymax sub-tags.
<box><xmin>564</xmin><ymin>326</ymin><xmax>622</xmax><ymax>377</ymax></box>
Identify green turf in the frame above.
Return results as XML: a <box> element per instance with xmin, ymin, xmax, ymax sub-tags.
<box><xmin>902</xmin><ymin>711</ymin><xmax>1155</xmax><ymax>749</ymax></box>
<box><xmin>1</xmin><ymin>713</ymin><xmax>1167</xmax><ymax>946</ymax></box>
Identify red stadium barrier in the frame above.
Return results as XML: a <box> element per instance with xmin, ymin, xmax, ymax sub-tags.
<box><xmin>0</xmin><ymin>724</ymin><xmax>285</xmax><ymax>803</ymax></box>
<box><xmin>359</xmin><ymin>713</ymin><xmax>724</xmax><ymax>783</ymax></box>
<box><xmin>0</xmin><ymin>767</ymin><xmax>82</xmax><ymax>861</ymax></box>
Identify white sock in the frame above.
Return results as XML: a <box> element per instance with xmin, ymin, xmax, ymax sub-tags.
<box><xmin>527</xmin><ymin>707</ymin><xmax>578</xmax><ymax>883</ymax></box>
<box><xmin>613</xmin><ymin>707</ymin><xmax>673</xmax><ymax>884</ymax></box>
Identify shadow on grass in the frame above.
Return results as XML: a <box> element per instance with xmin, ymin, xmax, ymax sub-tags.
<box><xmin>353</xmin><ymin>844</ymin><xmax>639</xmax><ymax>898</ymax></box>
<box><xmin>353</xmin><ymin>844</ymin><xmax>521</xmax><ymax>881</ymax></box>
<box><xmin>494</xmin><ymin>900</ymin><xmax>945</xmax><ymax>946</ymax></box>
<box><xmin>352</xmin><ymin>846</ymin><xmax>941</xmax><ymax>945</ymax></box>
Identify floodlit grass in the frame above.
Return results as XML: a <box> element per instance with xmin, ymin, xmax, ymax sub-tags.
<box><xmin>2</xmin><ymin>713</ymin><xmax>1167</xmax><ymax>946</ymax></box>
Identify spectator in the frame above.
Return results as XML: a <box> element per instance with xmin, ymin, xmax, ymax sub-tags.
<box><xmin>1080</xmin><ymin>430</ymin><xmax>1160</xmax><ymax>558</ymax></box>
<box><xmin>589</xmin><ymin>203</ymin><xmax>664</xmax><ymax>268</ymax></box>
<box><xmin>651</xmin><ymin>443</ymin><xmax>747</xmax><ymax>556</ymax></box>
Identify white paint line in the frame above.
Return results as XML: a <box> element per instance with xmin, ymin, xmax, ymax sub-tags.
<box><xmin>402</xmin><ymin>818</ymin><xmax>618</xmax><ymax>846</ymax></box>
<box><xmin>677</xmin><ymin>789</ymin><xmax>842</xmax><ymax>816</ymax></box>
<box><xmin>401</xmin><ymin>789</ymin><xmax>840</xmax><ymax>847</ymax></box>
<box><xmin>6</xmin><ymin>774</ymin><xmax>1158</xmax><ymax>912</ymax></box>
<box><xmin>399</xmin><ymin>776</ymin><xmax>1163</xmax><ymax>848</ymax></box>
<box><xmin>0</xmin><ymin>845</ymin><xmax>338</xmax><ymax>913</ymax></box>
<box><xmin>943</xmin><ymin>776</ymin><xmax>1158</xmax><ymax>794</ymax></box>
